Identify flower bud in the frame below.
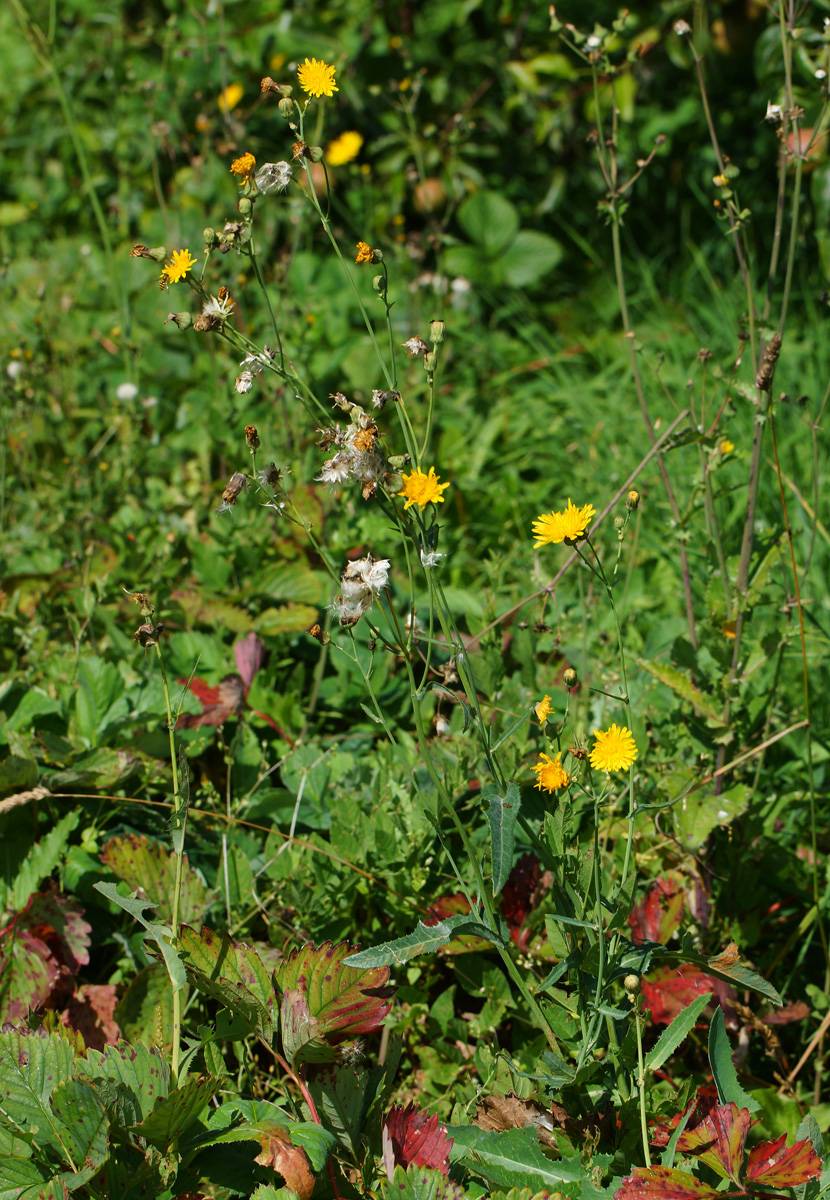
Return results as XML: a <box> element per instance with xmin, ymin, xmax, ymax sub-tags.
<box><xmin>424</xmin><ymin>351</ymin><xmax>437</xmax><ymax>372</ymax></box>
<box><xmin>278</xmin><ymin>97</ymin><xmax>296</xmax><ymax>120</ymax></box>
<box><xmin>238</xmin><ymin>197</ymin><xmax>253</xmax><ymax>216</ymax></box>
<box><xmin>563</xmin><ymin>668</ymin><xmax>578</xmax><ymax>689</ymax></box>
<box><xmin>130</xmin><ymin>244</ymin><xmax>167</xmax><ymax>263</ymax></box>
<box><xmin>626</xmin><ymin>489</ymin><xmax>640</xmax><ymax>511</ymax></box>
<box><xmin>245</xmin><ymin>424</ymin><xmax>260</xmax><ymax>452</ymax></box>
<box><xmin>373</xmin><ymin>274</ymin><xmax>386</xmax><ymax>293</ymax></box>
<box><xmin>614</xmin><ymin>515</ymin><xmax>625</xmax><ymax>530</ymax></box>
<box><xmin>203</xmin><ymin>227</ymin><xmax>218</xmax><ymax>249</ymax></box>
<box><xmin>309</xmin><ymin>623</ymin><xmax>331</xmax><ymax>645</ymax></box>
<box><xmin>309</xmin><ymin>145</ymin><xmax>324</xmax><ymax>162</ymax></box>
<box><xmin>430</xmin><ymin>319</ymin><xmax>446</xmax><ymax>344</ymax></box>
<box><xmin>624</xmin><ymin>974</ymin><xmax>640</xmax><ymax>995</ymax></box>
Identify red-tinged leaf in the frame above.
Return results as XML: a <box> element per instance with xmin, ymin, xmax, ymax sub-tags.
<box><xmin>235</xmin><ymin>632</ymin><xmax>265</xmax><ymax>692</ymax></box>
<box><xmin>424</xmin><ymin>895</ymin><xmax>492</xmax><ymax>954</ymax></box>
<box><xmin>276</xmin><ymin>942</ymin><xmax>394</xmax><ymax>1068</ymax></box>
<box><xmin>382</xmin><ymin>1103</ymin><xmax>454</xmax><ymax>1180</ymax></box>
<box><xmin>745</xmin><ymin>1135</ymin><xmax>823</xmax><ymax>1188</ymax></box>
<box><xmin>642</xmin><ymin>964</ymin><xmax>727</xmax><ymax>1026</ymax></box>
<box><xmin>678</xmin><ymin>1103</ymin><xmax>749</xmax><ymax>1183</ymax></box>
<box><xmin>629</xmin><ymin>877</ymin><xmax>685</xmax><ymax>945</ymax></box>
<box><xmin>614</xmin><ymin>1165</ymin><xmax>720</xmax><ymax>1200</ymax></box>
<box><xmin>0</xmin><ymin>928</ymin><xmax>60</xmax><ymax>1021</ymax></box>
<box><xmin>176</xmin><ymin>675</ymin><xmax>245</xmax><ymax>729</ymax></box>
<box><xmin>61</xmin><ymin>984</ymin><xmax>121</xmax><ymax>1050</ymax></box>
<box><xmin>651</xmin><ymin>1087</ymin><xmax>718</xmax><ymax>1148</ymax></box>
<box><xmin>100</xmin><ymin>834</ymin><xmax>207</xmax><ymax>927</ymax></box>
<box><xmin>763</xmin><ymin>1001</ymin><xmax>810</xmax><ymax>1026</ymax></box>
<box><xmin>253</xmin><ymin>1120</ymin><xmax>315</xmax><ymax>1199</ymax></box>
<box><xmin>24</xmin><ymin>891</ymin><xmax>91</xmax><ymax>972</ymax></box>
<box><xmin>502</xmin><ymin>854</ymin><xmax>550</xmax><ymax>948</ymax></box>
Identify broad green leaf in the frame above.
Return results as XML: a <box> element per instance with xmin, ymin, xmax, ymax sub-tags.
<box><xmin>276</xmin><ymin>942</ymin><xmax>392</xmax><ymax>1067</ymax></box>
<box><xmin>0</xmin><ymin>1157</ymin><xmax>52</xmax><ymax>1198</ymax></box>
<box><xmin>49</xmin><ymin>1077</ymin><xmax>109</xmax><ymax>1182</ymax></box>
<box><xmin>288</xmin><ymin>1122</ymin><xmax>338</xmax><ymax>1172</ymax></box>
<box><xmin>671</xmin><ymin>784</ymin><xmax>749</xmax><ymax>853</ymax></box>
<box><xmin>115</xmin><ymin>963</ymin><xmax>173</xmax><ymax>1051</ymax></box>
<box><xmin>484</xmin><ymin>781</ymin><xmax>521</xmax><ymax>897</ymax></box>
<box><xmin>306</xmin><ymin>1065</ymin><xmax>369</xmax><ymax>1151</ymax></box>
<box><xmin>93</xmin><ymin>883</ymin><xmax>186</xmax><ymax>993</ymax></box>
<box><xmin>709</xmin><ymin>1009</ymin><xmax>760</xmax><ymax>1112</ymax></box>
<box><xmin>635</xmin><ymin>659</ymin><xmax>724</xmax><ymax>724</ymax></box>
<box><xmin>0</xmin><ymin>754</ymin><xmax>38</xmax><ymax>798</ymax></box>
<box><xmin>0</xmin><ymin>1027</ymin><xmax>78</xmax><ymax>1151</ymax></box>
<box><xmin>78</xmin><ymin>1041</ymin><xmax>170</xmax><ymax>1122</ymax></box>
<box><xmin>345</xmin><ymin>915</ymin><xmax>506</xmax><ymax>969</ymax></box>
<box><xmin>382</xmin><ymin>1165</ymin><xmax>468</xmax><ymax>1200</ymax></box>
<box><xmin>2</xmin><ymin>692</ymin><xmax>63</xmax><ymax>735</ymax></box>
<box><xmin>501</xmin><ymin>231</ymin><xmax>563</xmax><ymax>287</ymax></box>
<box><xmin>457</xmin><ymin>191</ymin><xmax>519</xmax><ymax>257</ymax></box>
<box><xmin>450</xmin><ymin>1125</ymin><xmax>589</xmax><ymax>1191</ymax></box>
<box><xmin>646</xmin><ymin>993</ymin><xmax>712</xmax><ymax>1072</ymax></box>
<box><xmin>178</xmin><ymin>924</ymin><xmax>277</xmax><ymax>1041</ymax></box>
<box><xmin>132</xmin><ymin>1075</ymin><xmax>220</xmax><ymax>1150</ymax></box>
<box><xmin>250</xmin><ymin>1189</ymin><xmax>302</xmax><ymax>1200</ymax></box>
<box><xmin>18</xmin><ymin>1178</ymin><xmax>71</xmax><ymax>1200</ymax></box>
<box><xmin>99</xmin><ymin>833</ymin><xmax>207</xmax><ymax>927</ymax></box>
<box><xmin>11</xmin><ymin>810</ymin><xmax>80</xmax><ymax>912</ymax></box>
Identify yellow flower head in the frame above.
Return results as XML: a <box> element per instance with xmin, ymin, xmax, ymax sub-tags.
<box><xmin>398</xmin><ymin>466</ymin><xmax>450</xmax><ymax>511</ymax></box>
<box><xmin>230</xmin><ymin>152</ymin><xmax>256</xmax><ymax>183</ymax></box>
<box><xmin>297</xmin><ymin>57</ymin><xmax>338</xmax><ymax>98</ymax></box>
<box><xmin>355</xmin><ymin>241</ymin><xmax>374</xmax><ymax>264</ymax></box>
<box><xmin>327</xmin><ymin>130</ymin><xmax>363</xmax><ymax>166</ymax></box>
<box><xmin>589</xmin><ymin>724</ymin><xmax>637</xmax><ymax>773</ymax></box>
<box><xmin>219</xmin><ymin>82</ymin><xmax>244</xmax><ymax>113</ymax></box>
<box><xmin>719</xmin><ymin>438</ymin><xmax>735</xmax><ymax>456</ymax></box>
<box><xmin>532</xmin><ymin>752</ymin><xmax>570</xmax><ymax>793</ymax></box>
<box><xmin>535</xmin><ymin>695</ymin><xmax>553</xmax><ymax>723</ymax></box>
<box><xmin>162</xmin><ymin>249</ymin><xmax>197</xmax><ymax>284</ymax></box>
<box><xmin>532</xmin><ymin>499</ymin><xmax>597</xmax><ymax>547</ymax></box>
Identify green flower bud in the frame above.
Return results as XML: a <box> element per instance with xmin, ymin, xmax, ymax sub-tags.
<box><xmin>278</xmin><ymin>97</ymin><xmax>296</xmax><ymax>120</ymax></box>
<box><xmin>238</xmin><ymin>197</ymin><xmax>253</xmax><ymax>216</ymax></box>
<box><xmin>203</xmin><ymin>227</ymin><xmax>218</xmax><ymax>249</ymax></box>
<box><xmin>164</xmin><ymin>312</ymin><xmax>192</xmax><ymax>330</ymax></box>
<box><xmin>309</xmin><ymin>145</ymin><xmax>324</xmax><ymax>162</ymax></box>
<box><xmin>563</xmin><ymin>668</ymin><xmax>578</xmax><ymax>689</ymax></box>
<box><xmin>424</xmin><ymin>351</ymin><xmax>437</xmax><ymax>372</ymax></box>
<box><xmin>429</xmin><ymin>319</ymin><xmax>446</xmax><ymax>344</ymax></box>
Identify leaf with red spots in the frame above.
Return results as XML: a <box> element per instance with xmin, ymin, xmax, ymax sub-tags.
<box><xmin>25</xmin><ymin>890</ymin><xmax>91</xmax><ymax>973</ymax></box>
<box><xmin>641</xmin><ymin>964</ymin><xmax>725</xmax><ymax>1026</ymax></box>
<box><xmin>179</xmin><ymin>925</ymin><xmax>277</xmax><ymax>1042</ymax></box>
<box><xmin>629</xmin><ymin>877</ymin><xmax>685</xmax><ymax>945</ymax></box>
<box><xmin>0</xmin><ymin>927</ymin><xmax>60</xmax><ymax>1021</ymax></box>
<box><xmin>614</xmin><ymin>1166</ymin><xmax>719</xmax><ymax>1200</ymax></box>
<box><xmin>745</xmin><ymin>1134</ymin><xmax>822</xmax><ymax>1188</ymax></box>
<box><xmin>131</xmin><ymin>1074</ymin><xmax>221</xmax><ymax>1151</ymax></box>
<box><xmin>100</xmin><ymin>834</ymin><xmax>207</xmax><ymax>927</ymax></box>
<box><xmin>235</xmin><ymin>632</ymin><xmax>266</xmax><ymax>691</ymax></box>
<box><xmin>275</xmin><ymin>942</ymin><xmax>394</xmax><ymax>1067</ymax></box>
<box><xmin>651</xmin><ymin>1087</ymin><xmax>719</xmax><ymax>1148</ymax></box>
<box><xmin>677</xmin><ymin>1102</ymin><xmax>749</xmax><ymax>1183</ymax></box>
<box><xmin>382</xmin><ymin>1103</ymin><xmax>453</xmax><ymax>1179</ymax></box>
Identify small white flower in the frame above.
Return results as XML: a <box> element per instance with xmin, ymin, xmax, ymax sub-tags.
<box><xmin>116</xmin><ymin>381</ymin><xmax>139</xmax><ymax>402</ymax></box>
<box><xmin>256</xmin><ymin>161</ymin><xmax>292</xmax><ymax>194</ymax></box>
<box><xmin>673</xmin><ymin>19</ymin><xmax>691</xmax><ymax>35</ymax></box>
<box><xmin>765</xmin><ymin>101</ymin><xmax>783</xmax><ymax>123</ymax></box>
<box><xmin>317</xmin><ymin>452</ymin><xmax>353</xmax><ymax>485</ymax></box>
<box><xmin>586</xmin><ymin>34</ymin><xmax>602</xmax><ymax>49</ymax></box>
<box><xmin>420</xmin><ymin>549</ymin><xmax>444</xmax><ymax>569</ymax></box>
<box><xmin>433</xmin><ymin>714</ymin><xmax>451</xmax><ymax>736</ymax></box>
<box><xmin>202</xmin><ymin>294</ymin><xmax>235</xmax><ymax>321</ymax></box>
<box><xmin>235</xmin><ymin>370</ymin><xmax>254</xmax><ymax>394</ymax></box>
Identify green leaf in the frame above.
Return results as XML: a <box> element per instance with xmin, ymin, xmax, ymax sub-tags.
<box><xmin>178</xmin><ymin>924</ymin><xmax>277</xmax><ymax>1041</ymax></box>
<box><xmin>485</xmin><ymin>781</ymin><xmax>521</xmax><ymax>897</ymax></box>
<box><xmin>287</xmin><ymin>1121</ymin><xmax>338</xmax><ymax>1172</ymax></box>
<box><xmin>99</xmin><ymin>833</ymin><xmax>207</xmax><ymax>927</ymax></box>
<box><xmin>0</xmin><ymin>755</ymin><xmax>38</xmax><ymax>799</ymax></box>
<box><xmin>11</xmin><ymin>810</ymin><xmax>80</xmax><ymax>912</ymax></box>
<box><xmin>131</xmin><ymin>1075</ymin><xmax>220</xmax><ymax>1150</ymax></box>
<box><xmin>250</xmin><ymin>1188</ymin><xmax>302</xmax><ymax>1200</ymax></box>
<box><xmin>306</xmin><ymin>1065</ymin><xmax>369</xmax><ymax>1152</ymax></box>
<box><xmin>93</xmin><ymin>883</ymin><xmax>186</xmax><ymax>993</ymax></box>
<box><xmin>646</xmin><ymin>993</ymin><xmax>712</xmax><ymax>1072</ymax></box>
<box><xmin>49</xmin><ymin>1077</ymin><xmax>109</xmax><ymax>1184</ymax></box>
<box><xmin>457</xmin><ymin>191</ymin><xmax>519</xmax><ymax>257</ymax></box>
<box><xmin>501</xmin><ymin>231</ymin><xmax>563</xmax><ymax>287</ymax></box>
<box><xmin>18</xmin><ymin>1178</ymin><xmax>71</xmax><ymax>1200</ymax></box>
<box><xmin>345</xmin><ymin>914</ymin><xmax>506</xmax><ymax>968</ymax></box>
<box><xmin>450</xmin><ymin>1125</ymin><xmax>591</xmax><ymax>1193</ymax></box>
<box><xmin>709</xmin><ymin>1007</ymin><xmax>760</xmax><ymax>1112</ymax></box>
<box><xmin>655</xmin><ymin>948</ymin><xmax>780</xmax><ymax>1006</ymax></box>
<box><xmin>0</xmin><ymin>1157</ymin><xmax>52</xmax><ymax>1199</ymax></box>
<box><xmin>0</xmin><ymin>1027</ymin><xmax>78</xmax><ymax>1151</ymax></box>
<box><xmin>635</xmin><ymin>659</ymin><xmax>724</xmax><ymax>725</ymax></box>
<box><xmin>382</xmin><ymin>1165</ymin><xmax>468</xmax><ymax>1200</ymax></box>
<box><xmin>78</xmin><ymin>1041</ymin><xmax>170</xmax><ymax>1123</ymax></box>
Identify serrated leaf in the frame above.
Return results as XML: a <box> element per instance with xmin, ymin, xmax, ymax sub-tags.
<box><xmin>178</xmin><ymin>925</ymin><xmax>276</xmax><ymax>1041</ymax></box>
<box><xmin>77</xmin><ymin>1041</ymin><xmax>170</xmax><ymax>1122</ymax></box>
<box><xmin>99</xmin><ymin>833</ymin><xmax>206</xmax><ymax>927</ymax></box>
<box><xmin>450</xmin><ymin>1125</ymin><xmax>588</xmax><ymax>1191</ymax></box>
<box><xmin>680</xmin><ymin>1102</ymin><xmax>748</xmax><ymax>1182</ymax></box>
<box><xmin>383</xmin><ymin>1103</ymin><xmax>453</xmax><ymax>1179</ymax></box>
<box><xmin>654</xmin><ymin>948</ymin><xmax>780</xmax><ymax>1006</ymax></box>
<box><xmin>11</xmin><ymin>811</ymin><xmax>80</xmax><ymax>913</ymax></box>
<box><xmin>382</xmin><ymin>1164</ymin><xmax>469</xmax><ymax>1200</ymax></box>
<box><xmin>18</xmin><ymin>1177</ymin><xmax>71</xmax><ymax>1200</ymax></box>
<box><xmin>131</xmin><ymin>1074</ymin><xmax>220</xmax><ymax>1150</ymax></box>
<box><xmin>49</xmin><ymin>1077</ymin><xmax>109</xmax><ymax>1182</ymax></box>
<box><xmin>250</xmin><ymin>1188</ymin><xmax>302</xmax><ymax>1200</ymax></box>
<box><xmin>0</xmin><ymin>1027</ymin><xmax>78</xmax><ymax>1151</ymax></box>
<box><xmin>708</xmin><ymin>1009</ymin><xmax>760</xmax><ymax>1112</ymax></box>
<box><xmin>635</xmin><ymin>659</ymin><xmax>724</xmax><ymax>724</ymax></box>
<box><xmin>0</xmin><ymin>1156</ymin><xmax>51</xmax><ymax>1198</ymax></box>
<box><xmin>93</xmin><ymin>883</ymin><xmax>186</xmax><ymax>993</ymax></box>
<box><xmin>0</xmin><ymin>929</ymin><xmax>60</xmax><ymax>1023</ymax></box>
<box><xmin>614</xmin><ymin>1165</ymin><xmax>719</xmax><ymax>1200</ymax></box>
<box><xmin>745</xmin><ymin>1135</ymin><xmax>822</xmax><ymax>1187</ymax></box>
<box><xmin>646</xmin><ymin>993</ymin><xmax>712</xmax><ymax>1071</ymax></box>
<box><xmin>485</xmin><ymin>782</ymin><xmax>521</xmax><ymax>897</ymax></box>
<box><xmin>306</xmin><ymin>1065</ymin><xmax>369</xmax><ymax>1151</ymax></box>
<box><xmin>25</xmin><ymin>891</ymin><xmax>91</xmax><ymax>972</ymax></box>
<box><xmin>345</xmin><ymin>915</ymin><xmax>505</xmax><ymax>969</ymax></box>
<box><xmin>276</xmin><ymin>942</ymin><xmax>393</xmax><ymax>1067</ymax></box>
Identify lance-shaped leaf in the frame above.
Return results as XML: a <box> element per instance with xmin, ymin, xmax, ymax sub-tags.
<box><xmin>345</xmin><ymin>914</ymin><xmax>506</xmax><ymax>969</ymax></box>
<box><xmin>130</xmin><ymin>1074</ymin><xmax>221</xmax><ymax>1151</ymax></box>
<box><xmin>383</xmin><ymin>1103</ymin><xmax>453</xmax><ymax>1180</ymax></box>
<box><xmin>708</xmin><ymin>1007</ymin><xmax>759</xmax><ymax>1112</ymax></box>
<box><xmin>745</xmin><ymin>1135</ymin><xmax>823</xmax><ymax>1188</ymax></box>
<box><xmin>93</xmin><ymin>884</ymin><xmax>186</xmax><ymax>994</ymax></box>
<box><xmin>382</xmin><ymin>1165</ymin><xmax>469</xmax><ymax>1200</ymax></box>
<box><xmin>178</xmin><ymin>925</ymin><xmax>277</xmax><ymax>1042</ymax></box>
<box><xmin>678</xmin><ymin>1103</ymin><xmax>749</xmax><ymax>1183</ymax></box>
<box><xmin>614</xmin><ymin>1166</ymin><xmax>720</xmax><ymax>1200</ymax></box>
<box><xmin>276</xmin><ymin>942</ymin><xmax>393</xmax><ymax>1068</ymax></box>
<box><xmin>484</xmin><ymin>781</ymin><xmax>521</xmax><ymax>898</ymax></box>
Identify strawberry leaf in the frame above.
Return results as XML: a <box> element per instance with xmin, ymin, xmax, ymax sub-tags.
<box><xmin>100</xmin><ymin>834</ymin><xmax>207</xmax><ymax>927</ymax></box>
<box><xmin>178</xmin><ymin>925</ymin><xmax>277</xmax><ymax>1042</ymax></box>
<box><xmin>745</xmin><ymin>1135</ymin><xmax>823</xmax><ymax>1188</ymax></box>
<box><xmin>614</xmin><ymin>1166</ymin><xmax>720</xmax><ymax>1200</ymax></box>
<box><xmin>383</xmin><ymin>1103</ymin><xmax>453</xmax><ymax>1179</ymax></box>
<box><xmin>678</xmin><ymin>1103</ymin><xmax>749</xmax><ymax>1183</ymax></box>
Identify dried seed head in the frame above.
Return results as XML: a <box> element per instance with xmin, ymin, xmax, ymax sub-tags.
<box><xmin>402</xmin><ymin>336</ymin><xmax>430</xmax><ymax>357</ymax></box>
<box><xmin>309</xmin><ymin>623</ymin><xmax>331</xmax><ymax>645</ymax></box>
<box><xmin>219</xmin><ymin>472</ymin><xmax>247</xmax><ymax>513</ymax></box>
<box><xmin>193</xmin><ymin>314</ymin><xmax>221</xmax><ymax>332</ymax></box>
<box><xmin>245</xmin><ymin>424</ymin><xmax>261</xmax><ymax>452</ymax></box>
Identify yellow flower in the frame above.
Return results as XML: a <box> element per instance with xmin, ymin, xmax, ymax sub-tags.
<box><xmin>589</xmin><ymin>724</ymin><xmax>637</xmax><ymax>773</ymax></box>
<box><xmin>719</xmin><ymin>438</ymin><xmax>735</xmax><ymax>455</ymax></box>
<box><xmin>297</xmin><ymin>57</ymin><xmax>338</xmax><ymax>98</ymax></box>
<box><xmin>230</xmin><ymin>152</ymin><xmax>256</xmax><ymax>183</ymax></box>
<box><xmin>162</xmin><ymin>249</ymin><xmax>197</xmax><ymax>284</ymax></box>
<box><xmin>219</xmin><ymin>82</ymin><xmax>244</xmax><ymax>113</ymax></box>
<box><xmin>723</xmin><ymin>621</ymin><xmax>737</xmax><ymax>639</ymax></box>
<box><xmin>532</xmin><ymin>752</ymin><xmax>570</xmax><ymax>793</ymax></box>
<box><xmin>355</xmin><ymin>241</ymin><xmax>374</xmax><ymax>264</ymax></box>
<box><xmin>398</xmin><ymin>466</ymin><xmax>450</xmax><ymax>511</ymax></box>
<box><xmin>327</xmin><ymin>130</ymin><xmax>363</xmax><ymax>166</ymax></box>
<box><xmin>535</xmin><ymin>695</ymin><xmax>553</xmax><ymax>723</ymax></box>
<box><xmin>532</xmin><ymin>499</ymin><xmax>597</xmax><ymax>547</ymax></box>
<box><xmin>713</xmin><ymin>173</ymin><xmax>729</xmax><ymax>187</ymax></box>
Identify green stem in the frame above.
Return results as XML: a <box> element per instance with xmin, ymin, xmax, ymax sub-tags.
<box><xmin>634</xmin><ymin>997</ymin><xmax>651</xmax><ymax>1166</ymax></box>
<box><xmin>154</xmin><ymin>638</ymin><xmax>183</xmax><ymax>1083</ymax></box>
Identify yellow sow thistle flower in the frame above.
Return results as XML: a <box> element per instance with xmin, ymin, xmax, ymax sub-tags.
<box><xmin>589</xmin><ymin>724</ymin><xmax>637</xmax><ymax>773</ymax></box>
<box><xmin>162</xmin><ymin>249</ymin><xmax>197</xmax><ymax>284</ymax></box>
<box><xmin>532</xmin><ymin>752</ymin><xmax>570</xmax><ymax>793</ymax></box>
<box><xmin>532</xmin><ymin>499</ymin><xmax>597</xmax><ymax>547</ymax></box>
<box><xmin>230</xmin><ymin>152</ymin><xmax>256</xmax><ymax>184</ymax></box>
<box><xmin>535</xmin><ymin>695</ymin><xmax>553</xmax><ymax>723</ymax></box>
<box><xmin>327</xmin><ymin>130</ymin><xmax>363</xmax><ymax>166</ymax></box>
<box><xmin>719</xmin><ymin>438</ymin><xmax>735</xmax><ymax>455</ymax></box>
<box><xmin>219</xmin><ymin>82</ymin><xmax>244</xmax><ymax>113</ymax></box>
<box><xmin>355</xmin><ymin>241</ymin><xmax>374</xmax><ymax>264</ymax></box>
<box><xmin>297</xmin><ymin>57</ymin><xmax>338</xmax><ymax>98</ymax></box>
<box><xmin>398</xmin><ymin>466</ymin><xmax>450</xmax><ymax>511</ymax></box>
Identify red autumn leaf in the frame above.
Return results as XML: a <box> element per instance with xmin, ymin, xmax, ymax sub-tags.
<box><xmin>253</xmin><ymin>1121</ymin><xmax>315</xmax><ymax>1200</ymax></box>
<box><xmin>382</xmin><ymin>1103</ymin><xmax>453</xmax><ymax>1180</ymax></box>
<box><xmin>763</xmin><ymin>1001</ymin><xmax>810</xmax><ymax>1026</ymax></box>
<box><xmin>614</xmin><ymin>1165</ymin><xmax>720</xmax><ymax>1200</ymax></box>
<box><xmin>0</xmin><ymin>927</ymin><xmax>61</xmax><ymax>1022</ymax></box>
<box><xmin>629</xmin><ymin>877</ymin><xmax>685</xmax><ymax>945</ymax></box>
<box><xmin>651</xmin><ymin>1087</ymin><xmax>719</xmax><ymax>1148</ymax></box>
<box><xmin>25</xmin><ymin>891</ymin><xmax>91</xmax><ymax>973</ymax></box>
<box><xmin>234</xmin><ymin>631</ymin><xmax>265</xmax><ymax>691</ymax></box>
<box><xmin>678</xmin><ymin>1102</ymin><xmax>749</xmax><ymax>1183</ymax></box>
<box><xmin>176</xmin><ymin>675</ymin><xmax>245</xmax><ymax>729</ymax></box>
<box><xmin>641</xmin><ymin>964</ymin><xmax>728</xmax><ymax>1026</ymax></box>
<box><xmin>425</xmin><ymin>894</ymin><xmax>471</xmax><ymax>923</ymax></box>
<box><xmin>501</xmin><ymin>854</ymin><xmax>550</xmax><ymax>948</ymax></box>
<box><xmin>61</xmin><ymin>983</ymin><xmax>121</xmax><ymax>1050</ymax></box>
<box><xmin>745</xmin><ymin>1134</ymin><xmax>822</xmax><ymax>1188</ymax></box>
